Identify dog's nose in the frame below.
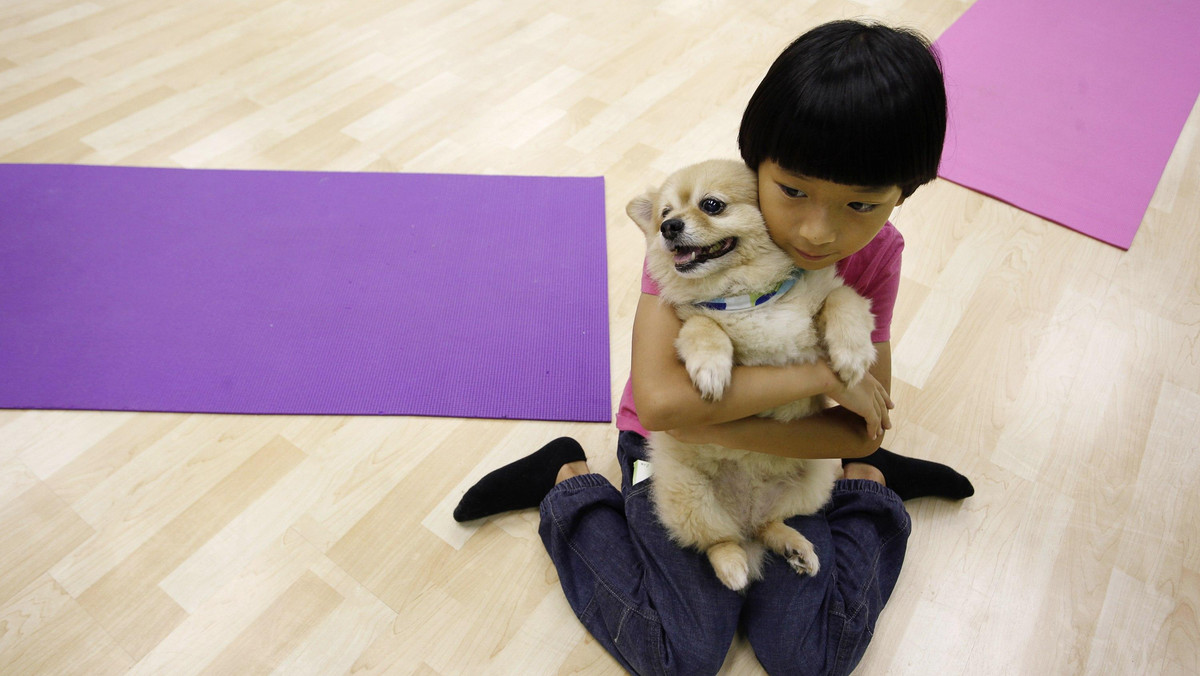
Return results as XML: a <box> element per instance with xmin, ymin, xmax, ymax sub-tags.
<box><xmin>660</xmin><ymin>218</ymin><xmax>685</xmax><ymax>240</ymax></box>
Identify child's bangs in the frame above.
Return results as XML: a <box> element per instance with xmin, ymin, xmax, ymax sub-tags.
<box><xmin>769</xmin><ymin>86</ymin><xmax>929</xmax><ymax>191</ymax></box>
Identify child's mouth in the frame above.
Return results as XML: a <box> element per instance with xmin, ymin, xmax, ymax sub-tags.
<box><xmin>671</xmin><ymin>237</ymin><xmax>738</xmax><ymax>272</ymax></box>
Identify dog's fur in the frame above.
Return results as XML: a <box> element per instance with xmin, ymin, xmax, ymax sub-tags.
<box><xmin>627</xmin><ymin>159</ymin><xmax>877</xmax><ymax>591</ymax></box>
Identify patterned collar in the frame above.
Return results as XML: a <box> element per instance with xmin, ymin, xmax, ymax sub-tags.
<box><xmin>693</xmin><ymin>269</ymin><xmax>804</xmax><ymax>311</ymax></box>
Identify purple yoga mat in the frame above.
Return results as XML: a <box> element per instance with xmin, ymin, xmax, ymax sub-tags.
<box><xmin>935</xmin><ymin>0</ymin><xmax>1200</xmax><ymax>249</ymax></box>
<box><xmin>0</xmin><ymin>164</ymin><xmax>611</xmax><ymax>422</ymax></box>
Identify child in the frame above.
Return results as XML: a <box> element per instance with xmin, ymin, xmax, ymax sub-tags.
<box><xmin>455</xmin><ymin>20</ymin><xmax>974</xmax><ymax>676</ymax></box>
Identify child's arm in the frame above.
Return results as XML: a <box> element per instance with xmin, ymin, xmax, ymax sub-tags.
<box><xmin>666</xmin><ymin>344</ymin><xmax>893</xmax><ymax>460</ymax></box>
<box><xmin>631</xmin><ymin>292</ymin><xmax>838</xmax><ymax>429</ymax></box>
<box><xmin>631</xmin><ymin>292</ymin><xmax>893</xmax><ymax>456</ymax></box>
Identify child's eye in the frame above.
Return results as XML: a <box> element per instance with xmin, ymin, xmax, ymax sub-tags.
<box><xmin>699</xmin><ymin>197</ymin><xmax>725</xmax><ymax>215</ymax></box>
<box><xmin>779</xmin><ymin>184</ymin><xmax>805</xmax><ymax>198</ymax></box>
<box><xmin>849</xmin><ymin>202</ymin><xmax>878</xmax><ymax>213</ymax></box>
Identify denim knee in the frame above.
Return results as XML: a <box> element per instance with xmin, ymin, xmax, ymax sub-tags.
<box><xmin>754</xmin><ymin>651</ymin><xmax>832</xmax><ymax>676</ymax></box>
<box><xmin>746</xmin><ymin>615</ymin><xmax>836</xmax><ymax>676</ymax></box>
<box><xmin>579</xmin><ymin>582</ymin><xmax>728</xmax><ymax>676</ymax></box>
<box><xmin>750</xmin><ymin>611</ymin><xmax>867</xmax><ymax>676</ymax></box>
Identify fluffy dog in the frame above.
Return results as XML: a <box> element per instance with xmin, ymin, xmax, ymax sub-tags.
<box><xmin>627</xmin><ymin>159</ymin><xmax>877</xmax><ymax>591</ymax></box>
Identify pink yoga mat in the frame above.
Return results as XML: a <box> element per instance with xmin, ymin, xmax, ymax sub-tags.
<box><xmin>935</xmin><ymin>0</ymin><xmax>1200</xmax><ymax>249</ymax></box>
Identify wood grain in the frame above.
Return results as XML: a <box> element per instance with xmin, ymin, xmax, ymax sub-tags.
<box><xmin>2</xmin><ymin>0</ymin><xmax>1197</xmax><ymax>673</ymax></box>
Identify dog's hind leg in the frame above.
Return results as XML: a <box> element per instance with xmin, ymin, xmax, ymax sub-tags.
<box><xmin>707</xmin><ymin>541</ymin><xmax>753</xmax><ymax>591</ymax></box>
<box><xmin>758</xmin><ymin>520</ymin><xmax>820</xmax><ymax>577</ymax></box>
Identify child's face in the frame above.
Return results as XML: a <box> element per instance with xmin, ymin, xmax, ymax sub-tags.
<box><xmin>757</xmin><ymin>161</ymin><xmax>904</xmax><ymax>270</ymax></box>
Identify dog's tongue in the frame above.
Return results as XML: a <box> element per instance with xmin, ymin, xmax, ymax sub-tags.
<box><xmin>673</xmin><ymin>247</ymin><xmax>698</xmax><ymax>265</ymax></box>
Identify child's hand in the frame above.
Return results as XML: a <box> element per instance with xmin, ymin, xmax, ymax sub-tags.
<box><xmin>827</xmin><ymin>372</ymin><xmax>894</xmax><ymax>439</ymax></box>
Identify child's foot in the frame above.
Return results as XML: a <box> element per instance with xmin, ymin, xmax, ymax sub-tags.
<box><xmin>453</xmin><ymin>437</ymin><xmax>588</xmax><ymax>522</ymax></box>
<box><xmin>844</xmin><ymin>448</ymin><xmax>974</xmax><ymax>501</ymax></box>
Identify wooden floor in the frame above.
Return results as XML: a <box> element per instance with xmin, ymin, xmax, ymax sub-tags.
<box><xmin>2</xmin><ymin>0</ymin><xmax>1197</xmax><ymax>673</ymax></box>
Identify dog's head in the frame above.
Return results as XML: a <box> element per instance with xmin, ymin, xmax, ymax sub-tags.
<box><xmin>627</xmin><ymin>159</ymin><xmax>793</xmax><ymax>303</ymax></box>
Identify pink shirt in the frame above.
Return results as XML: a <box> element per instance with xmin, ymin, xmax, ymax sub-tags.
<box><xmin>615</xmin><ymin>222</ymin><xmax>904</xmax><ymax>437</ymax></box>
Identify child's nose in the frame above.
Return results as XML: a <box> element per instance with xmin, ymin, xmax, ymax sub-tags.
<box><xmin>796</xmin><ymin>213</ymin><xmax>836</xmax><ymax>245</ymax></box>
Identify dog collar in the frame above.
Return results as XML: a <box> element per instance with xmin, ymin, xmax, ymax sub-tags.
<box><xmin>694</xmin><ymin>269</ymin><xmax>803</xmax><ymax>311</ymax></box>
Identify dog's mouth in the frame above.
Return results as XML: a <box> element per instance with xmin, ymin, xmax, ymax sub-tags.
<box><xmin>671</xmin><ymin>237</ymin><xmax>738</xmax><ymax>272</ymax></box>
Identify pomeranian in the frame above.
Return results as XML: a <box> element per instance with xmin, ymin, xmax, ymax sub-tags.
<box><xmin>626</xmin><ymin>159</ymin><xmax>877</xmax><ymax>591</ymax></box>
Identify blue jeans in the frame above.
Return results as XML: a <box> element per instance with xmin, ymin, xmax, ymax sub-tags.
<box><xmin>538</xmin><ymin>432</ymin><xmax>911</xmax><ymax>676</ymax></box>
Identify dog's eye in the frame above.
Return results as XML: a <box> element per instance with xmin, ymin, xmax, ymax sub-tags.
<box><xmin>661</xmin><ymin>207</ymin><xmax>671</xmax><ymax>218</ymax></box>
<box><xmin>699</xmin><ymin>197</ymin><xmax>725</xmax><ymax>215</ymax></box>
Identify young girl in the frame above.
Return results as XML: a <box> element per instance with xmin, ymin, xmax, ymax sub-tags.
<box><xmin>455</xmin><ymin>20</ymin><xmax>973</xmax><ymax>676</ymax></box>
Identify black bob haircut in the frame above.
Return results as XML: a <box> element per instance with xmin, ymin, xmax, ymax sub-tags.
<box><xmin>738</xmin><ymin>20</ymin><xmax>947</xmax><ymax>198</ymax></box>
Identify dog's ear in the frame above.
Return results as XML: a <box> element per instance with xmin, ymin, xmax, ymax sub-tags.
<box><xmin>626</xmin><ymin>192</ymin><xmax>657</xmax><ymax>236</ymax></box>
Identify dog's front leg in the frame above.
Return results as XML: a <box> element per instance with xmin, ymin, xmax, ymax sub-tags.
<box><xmin>818</xmin><ymin>286</ymin><xmax>877</xmax><ymax>386</ymax></box>
<box><xmin>676</xmin><ymin>315</ymin><xmax>734</xmax><ymax>401</ymax></box>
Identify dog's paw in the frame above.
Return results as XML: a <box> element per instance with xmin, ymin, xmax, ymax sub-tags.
<box><xmin>676</xmin><ymin>317</ymin><xmax>734</xmax><ymax>401</ymax></box>
<box><xmin>785</xmin><ymin>540</ymin><xmax>820</xmax><ymax>577</ymax></box>
<box><xmin>686</xmin><ymin>356</ymin><xmax>733</xmax><ymax>401</ymax></box>
<box><xmin>714</xmin><ymin>558</ymin><xmax>751</xmax><ymax>591</ymax></box>
<box><xmin>827</xmin><ymin>337</ymin><xmax>875</xmax><ymax>388</ymax></box>
<box><xmin>820</xmin><ymin>286</ymin><xmax>876</xmax><ymax>386</ymax></box>
<box><xmin>707</xmin><ymin>541</ymin><xmax>751</xmax><ymax>591</ymax></box>
<box><xmin>829</xmin><ymin>352</ymin><xmax>873</xmax><ymax>388</ymax></box>
<box><xmin>759</xmin><ymin>521</ymin><xmax>820</xmax><ymax>577</ymax></box>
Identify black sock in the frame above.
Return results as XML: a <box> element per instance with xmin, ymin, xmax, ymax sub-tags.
<box><xmin>453</xmin><ymin>437</ymin><xmax>588</xmax><ymax>522</ymax></box>
<box><xmin>844</xmin><ymin>448</ymin><xmax>974</xmax><ymax>501</ymax></box>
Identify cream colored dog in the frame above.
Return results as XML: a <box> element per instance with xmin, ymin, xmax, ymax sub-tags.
<box><xmin>627</xmin><ymin>159</ymin><xmax>877</xmax><ymax>591</ymax></box>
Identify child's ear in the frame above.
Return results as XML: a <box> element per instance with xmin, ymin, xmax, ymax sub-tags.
<box><xmin>625</xmin><ymin>192</ymin><xmax>657</xmax><ymax>235</ymax></box>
